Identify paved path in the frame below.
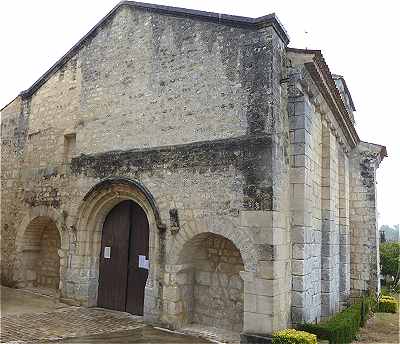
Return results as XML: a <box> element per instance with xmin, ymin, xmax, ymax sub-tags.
<box><xmin>1</xmin><ymin>307</ymin><xmax>212</xmax><ymax>343</ymax></box>
<box><xmin>1</xmin><ymin>286</ymin><xmax>68</xmax><ymax>316</ymax></box>
<box><xmin>0</xmin><ymin>287</ymin><xmax>211</xmax><ymax>344</ymax></box>
<box><xmin>45</xmin><ymin>327</ymin><xmax>211</xmax><ymax>343</ymax></box>
<box><xmin>1</xmin><ymin>307</ymin><xmax>144</xmax><ymax>343</ymax></box>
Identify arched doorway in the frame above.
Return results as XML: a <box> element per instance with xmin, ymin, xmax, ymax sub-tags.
<box><xmin>174</xmin><ymin>233</ymin><xmax>245</xmax><ymax>331</ymax></box>
<box><xmin>73</xmin><ymin>177</ymin><xmax>163</xmax><ymax>311</ymax></box>
<box><xmin>97</xmin><ymin>200</ymin><xmax>149</xmax><ymax>315</ymax></box>
<box><xmin>19</xmin><ymin>216</ymin><xmax>61</xmax><ymax>290</ymax></box>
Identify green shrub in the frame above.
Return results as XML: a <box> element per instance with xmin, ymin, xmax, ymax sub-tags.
<box><xmin>272</xmin><ymin>329</ymin><xmax>317</xmax><ymax>344</ymax></box>
<box><xmin>378</xmin><ymin>297</ymin><xmax>398</xmax><ymax>313</ymax></box>
<box><xmin>299</xmin><ymin>298</ymin><xmax>375</xmax><ymax>344</ymax></box>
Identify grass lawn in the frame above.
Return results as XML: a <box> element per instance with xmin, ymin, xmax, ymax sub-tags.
<box><xmin>353</xmin><ymin>312</ymin><xmax>399</xmax><ymax>343</ymax></box>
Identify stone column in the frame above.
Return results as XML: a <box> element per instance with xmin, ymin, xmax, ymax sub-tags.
<box><xmin>320</xmin><ymin>124</ymin><xmax>340</xmax><ymax>318</ymax></box>
<box><xmin>349</xmin><ymin>142</ymin><xmax>385</xmax><ymax>300</ymax></box>
<box><xmin>288</xmin><ymin>90</ymin><xmax>322</xmax><ymax>325</ymax></box>
<box><xmin>289</xmin><ymin>95</ymin><xmax>315</xmax><ymax>324</ymax></box>
<box><xmin>338</xmin><ymin>150</ymin><xmax>350</xmax><ymax>307</ymax></box>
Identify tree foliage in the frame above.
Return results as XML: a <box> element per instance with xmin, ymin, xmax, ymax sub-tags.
<box><xmin>380</xmin><ymin>242</ymin><xmax>400</xmax><ymax>284</ymax></box>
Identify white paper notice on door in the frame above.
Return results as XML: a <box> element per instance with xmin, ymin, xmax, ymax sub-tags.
<box><xmin>138</xmin><ymin>255</ymin><xmax>149</xmax><ymax>270</ymax></box>
<box><xmin>104</xmin><ymin>246</ymin><xmax>111</xmax><ymax>259</ymax></box>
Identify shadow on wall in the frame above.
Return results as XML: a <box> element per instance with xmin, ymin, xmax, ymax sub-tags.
<box><xmin>16</xmin><ymin>216</ymin><xmax>61</xmax><ymax>290</ymax></box>
<box><xmin>172</xmin><ymin>233</ymin><xmax>245</xmax><ymax>331</ymax></box>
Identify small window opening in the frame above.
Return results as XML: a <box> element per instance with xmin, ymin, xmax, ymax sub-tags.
<box><xmin>64</xmin><ymin>133</ymin><xmax>76</xmax><ymax>161</ymax></box>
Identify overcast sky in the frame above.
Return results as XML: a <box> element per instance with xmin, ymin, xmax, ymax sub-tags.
<box><xmin>0</xmin><ymin>0</ymin><xmax>398</xmax><ymax>226</ymax></box>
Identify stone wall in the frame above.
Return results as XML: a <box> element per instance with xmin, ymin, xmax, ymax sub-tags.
<box><xmin>193</xmin><ymin>236</ymin><xmax>244</xmax><ymax>331</ymax></box>
<box><xmin>0</xmin><ymin>97</ymin><xmax>24</xmax><ymax>286</ymax></box>
<box><xmin>170</xmin><ymin>233</ymin><xmax>245</xmax><ymax>331</ymax></box>
<box><xmin>37</xmin><ymin>223</ymin><xmax>61</xmax><ymax>289</ymax></box>
<box><xmin>287</xmin><ymin>61</ymin><xmax>353</xmax><ymax>324</ymax></box>
<box><xmin>288</xmin><ymin>68</ymin><xmax>323</xmax><ymax>324</ymax></box>
<box><xmin>0</xmin><ymin>3</ymin><xmax>289</xmax><ymax>336</ymax></box>
<box><xmin>320</xmin><ymin>124</ymin><xmax>340</xmax><ymax>318</ymax></box>
<box><xmin>338</xmin><ymin>150</ymin><xmax>350</xmax><ymax>306</ymax></box>
<box><xmin>12</xmin><ymin>215</ymin><xmax>61</xmax><ymax>290</ymax></box>
<box><xmin>67</xmin><ymin>136</ymin><xmax>273</xmax><ymax>320</ymax></box>
<box><xmin>349</xmin><ymin>142</ymin><xmax>382</xmax><ymax>299</ymax></box>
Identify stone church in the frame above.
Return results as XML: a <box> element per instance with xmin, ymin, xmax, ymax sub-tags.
<box><xmin>0</xmin><ymin>1</ymin><xmax>387</xmax><ymax>339</ymax></box>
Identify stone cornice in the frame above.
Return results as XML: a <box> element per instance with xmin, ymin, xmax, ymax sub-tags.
<box><xmin>289</xmin><ymin>65</ymin><xmax>353</xmax><ymax>154</ymax></box>
<box><xmin>305</xmin><ymin>62</ymin><xmax>359</xmax><ymax>148</ymax></box>
<box><xmin>287</xmin><ymin>48</ymin><xmax>359</xmax><ymax>149</ymax></box>
<box><xmin>358</xmin><ymin>141</ymin><xmax>387</xmax><ymax>167</ymax></box>
<box><xmin>71</xmin><ymin>134</ymin><xmax>273</xmax><ymax>177</ymax></box>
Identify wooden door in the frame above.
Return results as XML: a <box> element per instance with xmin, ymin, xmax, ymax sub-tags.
<box><xmin>126</xmin><ymin>202</ymin><xmax>149</xmax><ymax>315</ymax></box>
<box><xmin>98</xmin><ymin>201</ymin><xmax>131</xmax><ymax>311</ymax></box>
<box><xmin>97</xmin><ymin>200</ymin><xmax>149</xmax><ymax>315</ymax></box>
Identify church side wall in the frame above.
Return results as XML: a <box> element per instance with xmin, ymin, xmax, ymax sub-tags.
<box><xmin>288</xmin><ymin>65</ymin><xmax>351</xmax><ymax>324</ymax></box>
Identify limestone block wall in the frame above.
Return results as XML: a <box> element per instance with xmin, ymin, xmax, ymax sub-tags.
<box><xmin>1</xmin><ymin>62</ymin><xmax>79</xmax><ymax>286</ymax></box>
<box><xmin>349</xmin><ymin>143</ymin><xmax>382</xmax><ymax>299</ymax></box>
<box><xmin>69</xmin><ymin>135</ymin><xmax>278</xmax><ymax>331</ymax></box>
<box><xmin>11</xmin><ymin>215</ymin><xmax>62</xmax><ymax>290</ymax></box>
<box><xmin>172</xmin><ymin>233</ymin><xmax>245</xmax><ymax>331</ymax></box>
<box><xmin>0</xmin><ymin>97</ymin><xmax>25</xmax><ymax>285</ymax></box>
<box><xmin>320</xmin><ymin>125</ymin><xmax>340</xmax><ymax>318</ymax></box>
<box><xmin>1</xmin><ymin>0</ymin><xmax>286</xmax><ymax>281</ymax></box>
<box><xmin>338</xmin><ymin>150</ymin><xmax>350</xmax><ymax>306</ymax></box>
<box><xmin>193</xmin><ymin>238</ymin><xmax>244</xmax><ymax>331</ymax></box>
<box><xmin>288</xmin><ymin>74</ymin><xmax>323</xmax><ymax>324</ymax></box>
<box><xmin>67</xmin><ymin>6</ymin><xmax>284</xmax><ymax>156</ymax></box>
<box><xmin>36</xmin><ymin>224</ymin><xmax>61</xmax><ymax>289</ymax></box>
<box><xmin>288</xmin><ymin>63</ymin><xmax>352</xmax><ymax>324</ymax></box>
<box><xmin>0</xmin><ymin>2</ymin><xmax>293</xmax><ymax>336</ymax></box>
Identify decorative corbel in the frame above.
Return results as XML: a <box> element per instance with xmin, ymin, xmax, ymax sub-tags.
<box><xmin>169</xmin><ymin>208</ymin><xmax>180</xmax><ymax>235</ymax></box>
<box><xmin>334</xmin><ymin>130</ymin><xmax>340</xmax><ymax>140</ymax></box>
<box><xmin>60</xmin><ymin>210</ymin><xmax>69</xmax><ymax>232</ymax></box>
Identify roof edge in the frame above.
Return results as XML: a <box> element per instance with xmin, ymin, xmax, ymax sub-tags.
<box><xmin>287</xmin><ymin>47</ymin><xmax>360</xmax><ymax>148</ymax></box>
<box><xmin>0</xmin><ymin>95</ymin><xmax>20</xmax><ymax>113</ymax></box>
<box><xmin>286</xmin><ymin>47</ymin><xmax>321</xmax><ymax>56</ymax></box>
<box><xmin>121</xmin><ymin>1</ymin><xmax>290</xmax><ymax>44</ymax></box>
<box><xmin>15</xmin><ymin>1</ymin><xmax>289</xmax><ymax>102</ymax></box>
<box><xmin>305</xmin><ymin>61</ymin><xmax>360</xmax><ymax>148</ymax></box>
<box><xmin>332</xmin><ymin>74</ymin><xmax>356</xmax><ymax>111</ymax></box>
<box><xmin>19</xmin><ymin>1</ymin><xmax>123</xmax><ymax>100</ymax></box>
<box><xmin>312</xmin><ymin>53</ymin><xmax>360</xmax><ymax>144</ymax></box>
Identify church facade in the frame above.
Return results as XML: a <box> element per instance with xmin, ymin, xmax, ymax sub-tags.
<box><xmin>0</xmin><ymin>1</ymin><xmax>386</xmax><ymax>338</ymax></box>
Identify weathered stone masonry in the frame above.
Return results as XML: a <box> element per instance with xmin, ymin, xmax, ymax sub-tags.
<box><xmin>0</xmin><ymin>1</ymin><xmax>386</xmax><ymax>339</ymax></box>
